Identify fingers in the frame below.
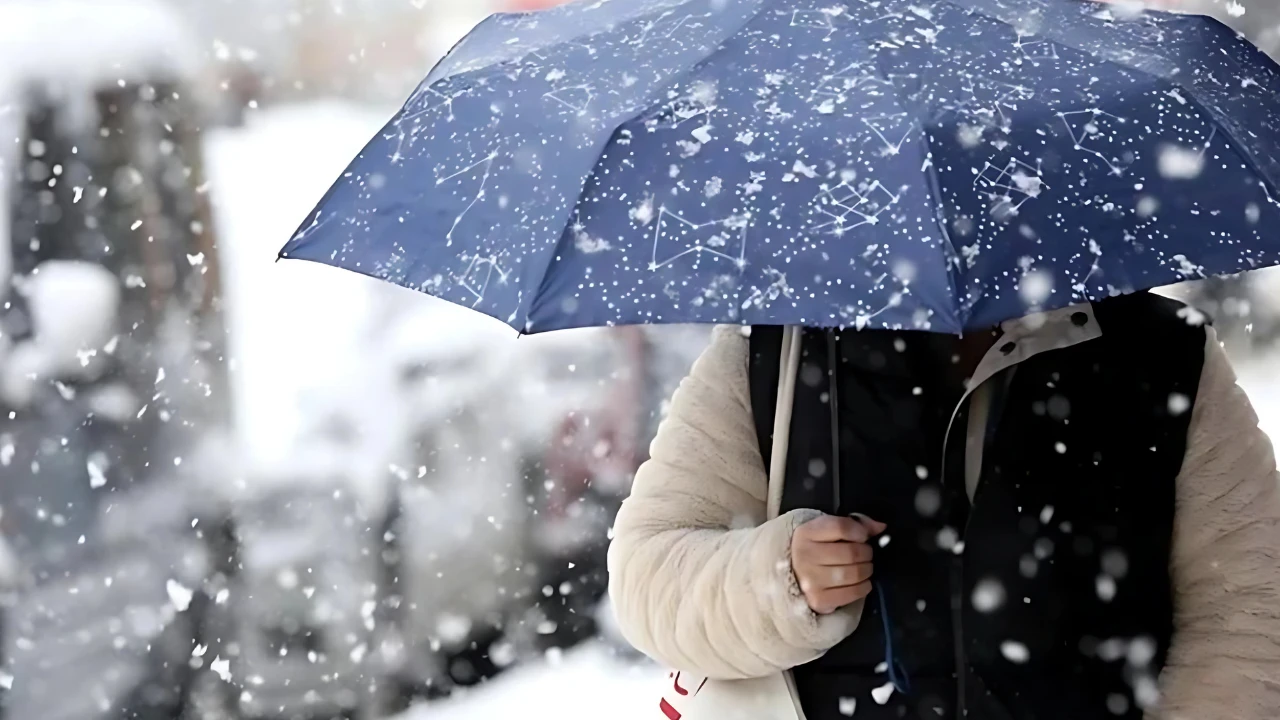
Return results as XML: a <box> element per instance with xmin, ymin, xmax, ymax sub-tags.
<box><xmin>850</xmin><ymin>513</ymin><xmax>888</xmax><ymax>536</ymax></box>
<box><xmin>796</xmin><ymin>538</ymin><xmax>874</xmax><ymax>566</ymax></box>
<box><xmin>820</xmin><ymin>563</ymin><xmax>874</xmax><ymax>588</ymax></box>
<box><xmin>799</xmin><ymin>515</ymin><xmax>870</xmax><ymax>543</ymax></box>
<box><xmin>808</xmin><ymin>580</ymin><xmax>874</xmax><ymax>615</ymax></box>
<box><xmin>797</xmin><ymin>514</ymin><xmax>888</xmax><ymax>544</ymax></box>
<box><xmin>796</xmin><ymin>562</ymin><xmax>873</xmax><ymax>593</ymax></box>
<box><xmin>791</xmin><ymin>513</ymin><xmax>888</xmax><ymax>614</ymax></box>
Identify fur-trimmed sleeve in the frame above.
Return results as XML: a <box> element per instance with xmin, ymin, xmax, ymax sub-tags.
<box><xmin>607</xmin><ymin>326</ymin><xmax>860</xmax><ymax>680</ymax></box>
<box><xmin>1159</xmin><ymin>327</ymin><xmax>1280</xmax><ymax>719</ymax></box>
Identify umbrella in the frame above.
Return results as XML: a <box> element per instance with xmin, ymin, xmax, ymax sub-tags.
<box><xmin>280</xmin><ymin>0</ymin><xmax>1280</xmax><ymax>333</ymax></box>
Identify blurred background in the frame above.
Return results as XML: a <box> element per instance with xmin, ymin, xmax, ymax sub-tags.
<box><xmin>0</xmin><ymin>0</ymin><xmax>1276</xmax><ymax>719</ymax></box>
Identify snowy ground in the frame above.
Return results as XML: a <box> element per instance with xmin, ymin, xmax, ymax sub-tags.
<box><xmin>398</xmin><ymin>644</ymin><xmax>659</xmax><ymax>720</ymax></box>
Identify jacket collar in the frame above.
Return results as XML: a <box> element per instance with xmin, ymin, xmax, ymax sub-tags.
<box><xmin>968</xmin><ymin>302</ymin><xmax>1102</xmax><ymax>391</ymax></box>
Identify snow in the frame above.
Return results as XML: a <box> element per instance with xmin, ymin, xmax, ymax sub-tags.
<box><xmin>199</xmin><ymin>94</ymin><xmax>1280</xmax><ymax>720</ymax></box>
<box><xmin>206</xmin><ymin>101</ymin><xmax>634</xmax><ymax>500</ymax></box>
<box><xmin>0</xmin><ymin>0</ymin><xmax>200</xmax><ymax>308</ymax></box>
<box><xmin>0</xmin><ymin>0</ymin><xmax>198</xmax><ymax>96</ymax></box>
<box><xmin>0</xmin><ymin>260</ymin><xmax>120</xmax><ymax>406</ymax></box>
<box><xmin>397</xmin><ymin>644</ymin><xmax>658</xmax><ymax>720</ymax></box>
<box><xmin>205</xmin><ymin>101</ymin><xmax>400</xmax><ymax>474</ymax></box>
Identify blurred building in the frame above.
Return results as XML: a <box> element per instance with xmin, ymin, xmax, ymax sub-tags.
<box><xmin>0</xmin><ymin>0</ymin><xmax>228</xmax><ymax>572</ymax></box>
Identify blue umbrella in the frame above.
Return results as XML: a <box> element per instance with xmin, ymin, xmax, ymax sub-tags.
<box><xmin>280</xmin><ymin>0</ymin><xmax>1280</xmax><ymax>333</ymax></box>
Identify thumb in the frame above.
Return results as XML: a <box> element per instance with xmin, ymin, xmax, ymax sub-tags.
<box><xmin>850</xmin><ymin>513</ymin><xmax>888</xmax><ymax>536</ymax></box>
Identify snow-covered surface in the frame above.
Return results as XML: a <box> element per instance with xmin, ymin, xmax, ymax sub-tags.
<box><xmin>0</xmin><ymin>0</ymin><xmax>200</xmax><ymax>306</ymax></box>
<box><xmin>205</xmin><ymin>101</ymin><xmax>401</xmax><ymax>474</ymax></box>
<box><xmin>0</xmin><ymin>260</ymin><xmax>120</xmax><ymax>406</ymax></box>
<box><xmin>400</xmin><ymin>644</ymin><xmax>658</xmax><ymax>720</ymax></box>
<box><xmin>0</xmin><ymin>0</ymin><xmax>198</xmax><ymax>95</ymax></box>
<box><xmin>206</xmin><ymin>101</ymin><xmax>628</xmax><ymax>494</ymax></box>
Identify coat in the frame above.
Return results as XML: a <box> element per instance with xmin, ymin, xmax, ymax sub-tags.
<box><xmin>607</xmin><ymin>303</ymin><xmax>1280</xmax><ymax>719</ymax></box>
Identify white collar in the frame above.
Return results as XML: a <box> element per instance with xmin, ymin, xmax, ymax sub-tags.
<box><xmin>968</xmin><ymin>302</ymin><xmax>1102</xmax><ymax>391</ymax></box>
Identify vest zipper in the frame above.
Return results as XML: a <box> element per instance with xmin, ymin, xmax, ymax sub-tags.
<box><xmin>941</xmin><ymin>393</ymin><xmax>975</xmax><ymax>719</ymax></box>
<box><xmin>950</xmin><ymin>544</ymin><xmax>967</xmax><ymax>718</ymax></box>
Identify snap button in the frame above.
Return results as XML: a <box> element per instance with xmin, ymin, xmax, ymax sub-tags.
<box><xmin>1000</xmin><ymin>341</ymin><xmax>1017</xmax><ymax>355</ymax></box>
<box><xmin>1071</xmin><ymin>312</ymin><xmax>1089</xmax><ymax>326</ymax></box>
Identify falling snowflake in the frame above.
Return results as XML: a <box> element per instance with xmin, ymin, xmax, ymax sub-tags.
<box><xmin>871</xmin><ymin>682</ymin><xmax>896</xmax><ymax>704</ymax></box>
<box><xmin>1001</xmin><ymin>640</ymin><xmax>1030</xmax><ymax>663</ymax></box>
<box><xmin>166</xmin><ymin>579</ymin><xmax>193</xmax><ymax>612</ymax></box>
<box><xmin>972</xmin><ymin>578</ymin><xmax>1006</xmax><ymax>613</ymax></box>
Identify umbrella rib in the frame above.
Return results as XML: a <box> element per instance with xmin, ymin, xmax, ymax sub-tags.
<box><xmin>862</xmin><ymin>45</ymin><xmax>968</xmax><ymax>330</ymax></box>
<box><xmin>937</xmin><ymin>0</ymin><xmax>1280</xmax><ymax>195</ymax></box>
<box><xmin>518</xmin><ymin>0</ymin><xmax>773</xmax><ymax>331</ymax></box>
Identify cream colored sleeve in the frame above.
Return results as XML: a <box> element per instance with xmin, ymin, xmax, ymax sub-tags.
<box><xmin>1158</xmin><ymin>327</ymin><xmax>1280</xmax><ymax>719</ymax></box>
<box><xmin>607</xmin><ymin>327</ymin><xmax>860</xmax><ymax>680</ymax></box>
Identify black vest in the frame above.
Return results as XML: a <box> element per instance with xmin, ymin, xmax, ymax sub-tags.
<box><xmin>748</xmin><ymin>293</ymin><xmax>1205</xmax><ymax>720</ymax></box>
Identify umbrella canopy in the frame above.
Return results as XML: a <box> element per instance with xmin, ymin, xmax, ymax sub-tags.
<box><xmin>280</xmin><ymin>0</ymin><xmax>1280</xmax><ymax>333</ymax></box>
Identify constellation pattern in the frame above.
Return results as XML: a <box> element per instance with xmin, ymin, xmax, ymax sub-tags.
<box><xmin>1058</xmin><ymin>109</ymin><xmax>1131</xmax><ymax>176</ymax></box>
<box><xmin>543</xmin><ymin>85</ymin><xmax>596</xmax><ymax>114</ymax></box>
<box><xmin>840</xmin><ymin>270</ymin><xmax>911</xmax><ymax>329</ymax></box>
<box><xmin>974</xmin><ymin>157</ymin><xmax>1048</xmax><ymax>217</ymax></box>
<box><xmin>789</xmin><ymin>7</ymin><xmax>845</xmax><ymax>38</ymax></box>
<box><xmin>1073</xmin><ymin>238</ymin><xmax>1104</xmax><ymax>296</ymax></box>
<box><xmin>631</xmin><ymin>11</ymin><xmax>699</xmax><ymax>47</ymax></box>
<box><xmin>740</xmin><ymin>268</ymin><xmax>792</xmax><ymax>311</ymax></box>
<box><xmin>649</xmin><ymin>208</ymin><xmax>750</xmax><ymax>270</ymax></box>
<box><xmin>454</xmin><ymin>254</ymin><xmax>512</xmax><ymax>306</ymax></box>
<box><xmin>281</xmin><ymin>0</ymin><xmax>1280</xmax><ymax>335</ymax></box>
<box><xmin>808</xmin><ymin>62</ymin><xmax>893</xmax><ymax>112</ymax></box>
<box><xmin>862</xmin><ymin>113</ymin><xmax>915</xmax><ymax>156</ymax></box>
<box><xmin>386</xmin><ymin>85</ymin><xmax>471</xmax><ymax>164</ymax></box>
<box><xmin>642</xmin><ymin>88</ymin><xmax>716</xmax><ymax>131</ymax></box>
<box><xmin>1014</xmin><ymin>34</ymin><xmax>1059</xmax><ymax>65</ymax></box>
<box><xmin>948</xmin><ymin>77</ymin><xmax>1035</xmax><ymax>130</ymax></box>
<box><xmin>436</xmin><ymin>152</ymin><xmax>498</xmax><ymax>245</ymax></box>
<box><xmin>812</xmin><ymin>179</ymin><xmax>902</xmax><ymax>235</ymax></box>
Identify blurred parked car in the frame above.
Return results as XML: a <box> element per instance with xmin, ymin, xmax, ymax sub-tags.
<box><xmin>1</xmin><ymin>475</ymin><xmax>221</xmax><ymax>720</ymax></box>
<box><xmin>371</xmin><ymin>317</ymin><xmax>708</xmax><ymax>708</ymax></box>
<box><xmin>215</xmin><ymin>479</ymin><xmax>381</xmax><ymax>720</ymax></box>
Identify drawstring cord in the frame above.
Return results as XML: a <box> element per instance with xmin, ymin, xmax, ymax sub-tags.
<box><xmin>877</xmin><ymin>583</ymin><xmax>911</xmax><ymax>695</ymax></box>
<box><xmin>828</xmin><ymin>329</ymin><xmax>911</xmax><ymax>697</ymax></box>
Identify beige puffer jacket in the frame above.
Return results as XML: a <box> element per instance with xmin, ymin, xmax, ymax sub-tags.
<box><xmin>608</xmin><ymin>317</ymin><xmax>1280</xmax><ymax>719</ymax></box>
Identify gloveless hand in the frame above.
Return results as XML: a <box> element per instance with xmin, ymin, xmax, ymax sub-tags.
<box><xmin>791</xmin><ymin>514</ymin><xmax>887</xmax><ymax>615</ymax></box>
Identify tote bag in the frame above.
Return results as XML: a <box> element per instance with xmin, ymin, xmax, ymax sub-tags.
<box><xmin>654</xmin><ymin>326</ymin><xmax>807</xmax><ymax>720</ymax></box>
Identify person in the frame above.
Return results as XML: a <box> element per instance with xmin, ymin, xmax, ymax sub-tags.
<box><xmin>607</xmin><ymin>292</ymin><xmax>1280</xmax><ymax>720</ymax></box>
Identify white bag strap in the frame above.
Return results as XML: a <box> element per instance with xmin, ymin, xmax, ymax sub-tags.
<box><xmin>766</xmin><ymin>326</ymin><xmax>803</xmax><ymax>521</ymax></box>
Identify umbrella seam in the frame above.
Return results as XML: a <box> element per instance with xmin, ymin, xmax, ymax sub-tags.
<box><xmin>938</xmin><ymin>0</ymin><xmax>1280</xmax><ymax>195</ymax></box>
<box><xmin>864</xmin><ymin>46</ymin><xmax>967</xmax><ymax>331</ymax></box>
<box><xmin>936</xmin><ymin>0</ymin><xmax>1280</xmax><ymax>299</ymax></box>
<box><xmin>520</xmin><ymin>0</ymin><xmax>774</xmax><ymax>330</ymax></box>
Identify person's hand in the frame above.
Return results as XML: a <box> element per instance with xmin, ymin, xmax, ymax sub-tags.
<box><xmin>791</xmin><ymin>514</ymin><xmax>887</xmax><ymax>615</ymax></box>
